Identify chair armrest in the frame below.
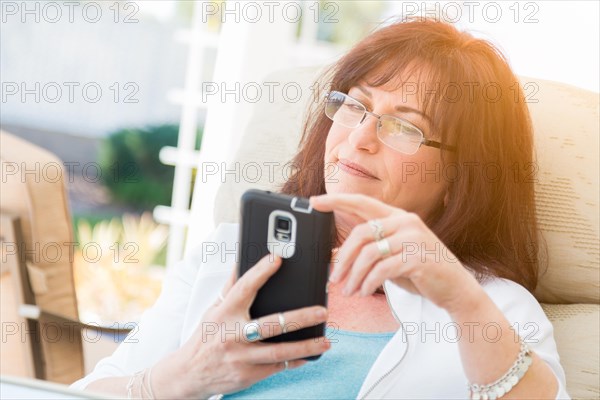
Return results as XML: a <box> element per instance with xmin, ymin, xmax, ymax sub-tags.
<box><xmin>18</xmin><ymin>304</ymin><xmax>133</xmax><ymax>335</ymax></box>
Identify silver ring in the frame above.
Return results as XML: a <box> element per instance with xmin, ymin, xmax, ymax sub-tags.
<box><xmin>368</xmin><ymin>219</ymin><xmax>385</xmax><ymax>241</ymax></box>
<box><xmin>284</xmin><ymin>360</ymin><xmax>289</xmax><ymax>370</ymax></box>
<box><xmin>376</xmin><ymin>238</ymin><xmax>392</xmax><ymax>259</ymax></box>
<box><xmin>243</xmin><ymin>320</ymin><xmax>262</xmax><ymax>342</ymax></box>
<box><xmin>278</xmin><ymin>312</ymin><xmax>287</xmax><ymax>334</ymax></box>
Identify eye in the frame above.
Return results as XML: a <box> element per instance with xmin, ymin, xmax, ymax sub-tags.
<box><xmin>344</xmin><ymin>103</ymin><xmax>363</xmax><ymax>111</ymax></box>
<box><xmin>401</xmin><ymin>123</ymin><xmax>421</xmax><ymax>135</ymax></box>
<box><xmin>399</xmin><ymin>124</ymin><xmax>423</xmax><ymax>142</ymax></box>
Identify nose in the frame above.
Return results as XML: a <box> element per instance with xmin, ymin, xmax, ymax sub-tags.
<box><xmin>347</xmin><ymin>114</ymin><xmax>380</xmax><ymax>153</ymax></box>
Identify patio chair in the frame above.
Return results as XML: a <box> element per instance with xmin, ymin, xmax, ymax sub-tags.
<box><xmin>0</xmin><ymin>132</ymin><xmax>128</xmax><ymax>384</ymax></box>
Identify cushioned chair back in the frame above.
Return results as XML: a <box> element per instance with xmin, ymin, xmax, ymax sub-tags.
<box><xmin>214</xmin><ymin>67</ymin><xmax>600</xmax><ymax>305</ymax></box>
<box><xmin>0</xmin><ymin>131</ymin><xmax>84</xmax><ymax>383</ymax></box>
<box><xmin>213</xmin><ymin>67</ymin><xmax>322</xmax><ymax>223</ymax></box>
<box><xmin>211</xmin><ymin>67</ymin><xmax>599</xmax><ymax>398</ymax></box>
<box><xmin>524</xmin><ymin>78</ymin><xmax>599</xmax><ymax>304</ymax></box>
<box><xmin>523</xmin><ymin>79</ymin><xmax>599</xmax><ymax>399</ymax></box>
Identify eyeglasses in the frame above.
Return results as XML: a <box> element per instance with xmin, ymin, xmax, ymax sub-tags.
<box><xmin>324</xmin><ymin>91</ymin><xmax>454</xmax><ymax>155</ymax></box>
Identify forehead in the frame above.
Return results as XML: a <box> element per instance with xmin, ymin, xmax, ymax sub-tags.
<box><xmin>351</xmin><ymin>81</ymin><xmax>421</xmax><ymax>108</ymax></box>
<box><xmin>353</xmin><ymin>63</ymin><xmax>435</xmax><ymax>107</ymax></box>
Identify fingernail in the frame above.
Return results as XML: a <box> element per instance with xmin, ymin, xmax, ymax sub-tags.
<box><xmin>316</xmin><ymin>307</ymin><xmax>327</xmax><ymax>319</ymax></box>
<box><xmin>329</xmin><ymin>273</ymin><xmax>339</xmax><ymax>283</ymax></box>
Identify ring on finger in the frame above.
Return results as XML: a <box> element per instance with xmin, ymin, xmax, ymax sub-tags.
<box><xmin>376</xmin><ymin>238</ymin><xmax>392</xmax><ymax>259</ymax></box>
<box><xmin>278</xmin><ymin>312</ymin><xmax>287</xmax><ymax>334</ymax></box>
<box><xmin>243</xmin><ymin>320</ymin><xmax>262</xmax><ymax>342</ymax></box>
<box><xmin>368</xmin><ymin>219</ymin><xmax>385</xmax><ymax>241</ymax></box>
<box><xmin>284</xmin><ymin>360</ymin><xmax>289</xmax><ymax>370</ymax></box>
<box><xmin>218</xmin><ymin>291</ymin><xmax>225</xmax><ymax>302</ymax></box>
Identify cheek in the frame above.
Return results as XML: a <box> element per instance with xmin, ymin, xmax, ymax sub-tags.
<box><xmin>324</xmin><ymin>126</ymin><xmax>347</xmax><ymax>158</ymax></box>
<box><xmin>382</xmin><ymin>153</ymin><xmax>448</xmax><ymax>208</ymax></box>
<box><xmin>388</xmin><ymin>151</ymin><xmax>443</xmax><ymax>185</ymax></box>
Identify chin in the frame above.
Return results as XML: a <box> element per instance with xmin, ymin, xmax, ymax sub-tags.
<box><xmin>325</xmin><ymin>179</ymin><xmax>376</xmax><ymax>198</ymax></box>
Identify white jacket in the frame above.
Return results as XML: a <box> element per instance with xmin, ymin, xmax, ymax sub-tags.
<box><xmin>72</xmin><ymin>223</ymin><xmax>570</xmax><ymax>399</ymax></box>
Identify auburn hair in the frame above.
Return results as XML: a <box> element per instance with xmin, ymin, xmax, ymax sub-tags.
<box><xmin>281</xmin><ymin>17</ymin><xmax>545</xmax><ymax>293</ymax></box>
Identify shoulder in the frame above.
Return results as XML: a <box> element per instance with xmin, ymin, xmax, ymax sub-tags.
<box><xmin>480</xmin><ymin>276</ymin><xmax>537</xmax><ymax>304</ymax></box>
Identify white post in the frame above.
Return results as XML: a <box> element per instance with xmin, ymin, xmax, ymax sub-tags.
<box><xmin>161</xmin><ymin>1</ymin><xmax>207</xmax><ymax>268</ymax></box>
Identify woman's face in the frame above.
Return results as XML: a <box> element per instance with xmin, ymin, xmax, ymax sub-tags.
<box><xmin>324</xmin><ymin>79</ymin><xmax>448</xmax><ymax>222</ymax></box>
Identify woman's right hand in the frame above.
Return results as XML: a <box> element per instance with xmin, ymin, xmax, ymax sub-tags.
<box><xmin>151</xmin><ymin>254</ymin><xmax>331</xmax><ymax>399</ymax></box>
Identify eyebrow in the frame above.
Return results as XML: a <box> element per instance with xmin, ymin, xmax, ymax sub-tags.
<box><xmin>355</xmin><ymin>85</ymin><xmax>432</xmax><ymax>123</ymax></box>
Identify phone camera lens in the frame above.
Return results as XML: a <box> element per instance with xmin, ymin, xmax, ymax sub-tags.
<box><xmin>277</xmin><ymin>218</ymin><xmax>290</xmax><ymax>232</ymax></box>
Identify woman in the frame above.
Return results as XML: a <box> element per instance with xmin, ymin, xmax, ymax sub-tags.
<box><xmin>73</xmin><ymin>18</ymin><xmax>569</xmax><ymax>399</ymax></box>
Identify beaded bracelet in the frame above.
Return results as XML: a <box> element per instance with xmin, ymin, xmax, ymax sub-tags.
<box><xmin>126</xmin><ymin>370</ymin><xmax>145</xmax><ymax>399</ymax></box>
<box><xmin>126</xmin><ymin>368</ymin><xmax>156</xmax><ymax>399</ymax></box>
<box><xmin>142</xmin><ymin>367</ymin><xmax>156</xmax><ymax>399</ymax></box>
<box><xmin>467</xmin><ymin>338</ymin><xmax>533</xmax><ymax>400</ymax></box>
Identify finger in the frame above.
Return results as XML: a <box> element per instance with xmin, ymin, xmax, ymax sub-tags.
<box><xmin>241</xmin><ymin>359</ymin><xmax>309</xmax><ymax>385</ymax></box>
<box><xmin>356</xmin><ymin>228</ymin><xmax>421</xmax><ymax>296</ymax></box>
<box><xmin>223</xmin><ymin>268</ymin><xmax>237</xmax><ymax>295</ymax></box>
<box><xmin>251</xmin><ymin>306</ymin><xmax>328</xmax><ymax>340</ymax></box>
<box><xmin>310</xmin><ymin>193</ymin><xmax>396</xmax><ymax>220</ymax></box>
<box><xmin>342</xmin><ymin>240</ymin><xmax>382</xmax><ymax>296</ymax></box>
<box><xmin>329</xmin><ymin>222</ymin><xmax>371</xmax><ymax>283</ymax></box>
<box><xmin>359</xmin><ymin>253</ymin><xmax>405</xmax><ymax>296</ymax></box>
<box><xmin>229</xmin><ymin>254</ymin><xmax>282</xmax><ymax>310</ymax></box>
<box><xmin>261</xmin><ymin>359</ymin><xmax>309</xmax><ymax>375</ymax></box>
<box><xmin>214</xmin><ymin>268</ymin><xmax>237</xmax><ymax>305</ymax></box>
<box><xmin>359</xmin><ymin>252</ymin><xmax>420</xmax><ymax>297</ymax></box>
<box><xmin>332</xmin><ymin>215</ymin><xmax>402</xmax><ymax>284</ymax></box>
<box><xmin>245</xmin><ymin>337</ymin><xmax>331</xmax><ymax>365</ymax></box>
<box><xmin>344</xmin><ymin>224</ymin><xmax>412</xmax><ymax>296</ymax></box>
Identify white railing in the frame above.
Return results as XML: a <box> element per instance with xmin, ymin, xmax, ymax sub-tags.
<box><xmin>153</xmin><ymin>0</ymin><xmax>216</xmax><ymax>268</ymax></box>
<box><xmin>158</xmin><ymin>0</ymin><xmax>342</xmax><ymax>267</ymax></box>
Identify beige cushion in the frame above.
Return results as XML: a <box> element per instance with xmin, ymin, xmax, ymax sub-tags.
<box><xmin>542</xmin><ymin>303</ymin><xmax>599</xmax><ymax>399</ymax></box>
<box><xmin>213</xmin><ymin>66</ymin><xmax>325</xmax><ymax>225</ymax></box>
<box><xmin>527</xmin><ymin>79</ymin><xmax>600</xmax><ymax>304</ymax></box>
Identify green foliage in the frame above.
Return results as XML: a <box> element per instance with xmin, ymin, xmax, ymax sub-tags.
<box><xmin>314</xmin><ymin>1</ymin><xmax>388</xmax><ymax>45</ymax></box>
<box><xmin>99</xmin><ymin>124</ymin><xmax>201</xmax><ymax>210</ymax></box>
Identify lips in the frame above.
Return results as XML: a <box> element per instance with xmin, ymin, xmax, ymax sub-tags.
<box><xmin>337</xmin><ymin>158</ymin><xmax>379</xmax><ymax>179</ymax></box>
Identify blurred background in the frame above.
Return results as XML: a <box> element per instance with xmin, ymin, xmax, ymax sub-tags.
<box><xmin>1</xmin><ymin>0</ymin><xmax>599</xmax><ymax>374</ymax></box>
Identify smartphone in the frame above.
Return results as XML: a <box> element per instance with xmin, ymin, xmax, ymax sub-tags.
<box><xmin>238</xmin><ymin>189</ymin><xmax>334</xmax><ymax>358</ymax></box>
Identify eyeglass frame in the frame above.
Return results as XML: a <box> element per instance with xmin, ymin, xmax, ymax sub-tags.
<box><xmin>323</xmin><ymin>91</ymin><xmax>456</xmax><ymax>154</ymax></box>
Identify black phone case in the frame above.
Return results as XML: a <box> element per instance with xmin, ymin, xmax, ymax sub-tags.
<box><xmin>238</xmin><ymin>189</ymin><xmax>334</xmax><ymax>359</ymax></box>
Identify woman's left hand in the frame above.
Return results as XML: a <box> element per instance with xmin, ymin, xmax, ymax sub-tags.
<box><xmin>310</xmin><ymin>193</ymin><xmax>485</xmax><ymax>315</ymax></box>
